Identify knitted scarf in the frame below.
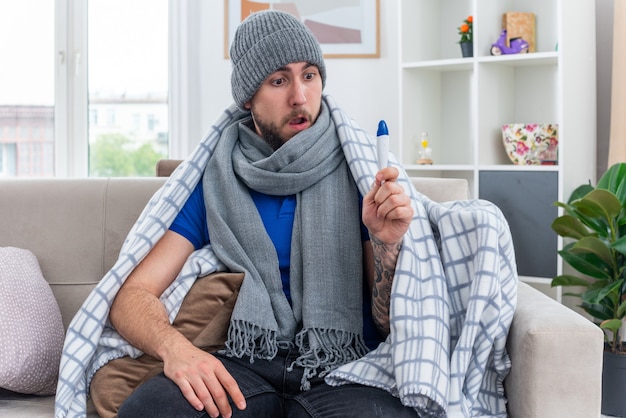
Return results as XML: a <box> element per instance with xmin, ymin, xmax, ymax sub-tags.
<box><xmin>202</xmin><ymin>102</ymin><xmax>367</xmax><ymax>386</ymax></box>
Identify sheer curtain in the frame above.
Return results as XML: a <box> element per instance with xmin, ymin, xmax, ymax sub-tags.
<box><xmin>609</xmin><ymin>0</ymin><xmax>626</xmax><ymax>166</ymax></box>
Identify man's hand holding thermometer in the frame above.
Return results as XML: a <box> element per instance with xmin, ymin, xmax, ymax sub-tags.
<box><xmin>363</xmin><ymin>118</ymin><xmax>414</xmax><ymax>271</ymax></box>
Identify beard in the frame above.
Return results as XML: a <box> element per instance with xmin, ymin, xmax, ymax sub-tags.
<box><xmin>250</xmin><ymin>108</ymin><xmax>316</xmax><ymax>152</ymax></box>
<box><xmin>252</xmin><ymin>117</ymin><xmax>285</xmax><ymax>152</ymax></box>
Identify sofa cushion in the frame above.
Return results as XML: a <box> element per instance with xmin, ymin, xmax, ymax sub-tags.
<box><xmin>90</xmin><ymin>271</ymin><xmax>243</xmax><ymax>418</ymax></box>
<box><xmin>0</xmin><ymin>247</ymin><xmax>65</xmax><ymax>395</ymax></box>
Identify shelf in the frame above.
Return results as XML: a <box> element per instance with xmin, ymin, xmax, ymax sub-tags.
<box><xmin>403</xmin><ymin>51</ymin><xmax>558</xmax><ymax>70</ymax></box>
<box><xmin>519</xmin><ymin>276</ymin><xmax>553</xmax><ymax>284</ymax></box>
<box><xmin>398</xmin><ymin>0</ymin><xmax>597</xmax><ymax>304</ymax></box>
<box><xmin>404</xmin><ymin>164</ymin><xmax>474</xmax><ymax>171</ymax></box>
<box><xmin>476</xmin><ymin>51</ymin><xmax>558</xmax><ymax>66</ymax></box>
<box><xmin>402</xmin><ymin>59</ymin><xmax>473</xmax><ymax>71</ymax></box>
<box><xmin>405</xmin><ymin>164</ymin><xmax>559</xmax><ymax>172</ymax></box>
<box><xmin>476</xmin><ymin>164</ymin><xmax>559</xmax><ymax>172</ymax></box>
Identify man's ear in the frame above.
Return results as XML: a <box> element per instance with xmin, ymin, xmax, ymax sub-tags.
<box><xmin>244</xmin><ymin>101</ymin><xmax>251</xmax><ymax>110</ymax></box>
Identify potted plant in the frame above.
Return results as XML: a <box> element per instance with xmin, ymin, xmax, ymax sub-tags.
<box><xmin>458</xmin><ymin>15</ymin><xmax>473</xmax><ymax>57</ymax></box>
<box><xmin>551</xmin><ymin>162</ymin><xmax>626</xmax><ymax>416</ymax></box>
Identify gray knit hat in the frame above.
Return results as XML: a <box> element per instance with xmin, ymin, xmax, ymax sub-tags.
<box><xmin>230</xmin><ymin>10</ymin><xmax>326</xmax><ymax>109</ymax></box>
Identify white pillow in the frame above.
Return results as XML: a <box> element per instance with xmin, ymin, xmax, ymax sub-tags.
<box><xmin>0</xmin><ymin>247</ymin><xmax>65</xmax><ymax>395</ymax></box>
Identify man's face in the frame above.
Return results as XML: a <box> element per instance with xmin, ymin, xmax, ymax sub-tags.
<box><xmin>245</xmin><ymin>62</ymin><xmax>323</xmax><ymax>151</ymax></box>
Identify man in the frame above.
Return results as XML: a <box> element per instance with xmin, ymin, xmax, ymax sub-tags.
<box><xmin>110</xmin><ymin>10</ymin><xmax>415</xmax><ymax>418</ymax></box>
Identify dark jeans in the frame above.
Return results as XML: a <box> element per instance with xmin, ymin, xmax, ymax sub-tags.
<box><xmin>118</xmin><ymin>348</ymin><xmax>418</xmax><ymax>418</ymax></box>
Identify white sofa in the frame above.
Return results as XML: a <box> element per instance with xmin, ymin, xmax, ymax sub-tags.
<box><xmin>0</xmin><ymin>176</ymin><xmax>604</xmax><ymax>417</ymax></box>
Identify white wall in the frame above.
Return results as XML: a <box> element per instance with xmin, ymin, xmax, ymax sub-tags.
<box><xmin>182</xmin><ymin>0</ymin><xmax>610</xmax><ymax>170</ymax></box>
<box><xmin>178</xmin><ymin>0</ymin><xmax>400</xmax><ymax>156</ymax></box>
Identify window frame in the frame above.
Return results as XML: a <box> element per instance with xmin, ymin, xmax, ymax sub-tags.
<box><xmin>54</xmin><ymin>0</ymin><xmax>183</xmax><ymax>177</ymax></box>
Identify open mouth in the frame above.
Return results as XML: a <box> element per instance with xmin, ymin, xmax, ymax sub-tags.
<box><xmin>289</xmin><ymin>116</ymin><xmax>308</xmax><ymax>126</ymax></box>
<box><xmin>288</xmin><ymin>115</ymin><xmax>310</xmax><ymax>131</ymax></box>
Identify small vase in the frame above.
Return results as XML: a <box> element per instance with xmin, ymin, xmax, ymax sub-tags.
<box><xmin>460</xmin><ymin>42</ymin><xmax>473</xmax><ymax>58</ymax></box>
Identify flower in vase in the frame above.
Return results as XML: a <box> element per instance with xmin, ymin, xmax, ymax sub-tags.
<box><xmin>458</xmin><ymin>15</ymin><xmax>473</xmax><ymax>44</ymax></box>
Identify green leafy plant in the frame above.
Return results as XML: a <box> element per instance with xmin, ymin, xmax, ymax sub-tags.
<box><xmin>552</xmin><ymin>163</ymin><xmax>626</xmax><ymax>353</ymax></box>
<box><xmin>458</xmin><ymin>15</ymin><xmax>473</xmax><ymax>44</ymax></box>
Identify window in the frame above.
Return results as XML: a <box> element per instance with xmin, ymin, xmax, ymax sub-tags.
<box><xmin>0</xmin><ymin>0</ymin><xmax>55</xmax><ymax>177</ymax></box>
<box><xmin>88</xmin><ymin>0</ymin><xmax>168</xmax><ymax>177</ymax></box>
<box><xmin>0</xmin><ymin>0</ymin><xmax>169</xmax><ymax>177</ymax></box>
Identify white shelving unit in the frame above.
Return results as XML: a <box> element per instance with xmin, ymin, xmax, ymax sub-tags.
<box><xmin>397</xmin><ymin>0</ymin><xmax>597</xmax><ymax>301</ymax></box>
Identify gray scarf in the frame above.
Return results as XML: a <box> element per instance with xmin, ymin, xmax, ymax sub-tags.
<box><xmin>202</xmin><ymin>102</ymin><xmax>368</xmax><ymax>387</ymax></box>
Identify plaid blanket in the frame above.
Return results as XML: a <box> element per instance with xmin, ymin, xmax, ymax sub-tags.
<box><xmin>55</xmin><ymin>95</ymin><xmax>517</xmax><ymax>417</ymax></box>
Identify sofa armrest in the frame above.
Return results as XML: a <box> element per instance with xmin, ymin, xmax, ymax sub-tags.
<box><xmin>156</xmin><ymin>159</ymin><xmax>183</xmax><ymax>177</ymax></box>
<box><xmin>505</xmin><ymin>282</ymin><xmax>604</xmax><ymax>418</ymax></box>
<box><xmin>410</xmin><ymin>177</ymin><xmax>470</xmax><ymax>202</ymax></box>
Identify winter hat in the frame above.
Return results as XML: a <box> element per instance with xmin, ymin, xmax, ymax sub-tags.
<box><xmin>230</xmin><ymin>10</ymin><xmax>326</xmax><ymax>109</ymax></box>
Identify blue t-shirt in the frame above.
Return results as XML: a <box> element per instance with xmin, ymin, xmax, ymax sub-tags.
<box><xmin>170</xmin><ymin>181</ymin><xmax>383</xmax><ymax>349</ymax></box>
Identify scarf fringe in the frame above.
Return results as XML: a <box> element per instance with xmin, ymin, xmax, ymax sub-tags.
<box><xmin>221</xmin><ymin>319</ymin><xmax>278</xmax><ymax>361</ymax></box>
<box><xmin>291</xmin><ymin>327</ymin><xmax>369</xmax><ymax>390</ymax></box>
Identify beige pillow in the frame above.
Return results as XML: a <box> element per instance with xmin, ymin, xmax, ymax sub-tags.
<box><xmin>0</xmin><ymin>247</ymin><xmax>65</xmax><ymax>395</ymax></box>
<box><xmin>90</xmin><ymin>271</ymin><xmax>243</xmax><ymax>418</ymax></box>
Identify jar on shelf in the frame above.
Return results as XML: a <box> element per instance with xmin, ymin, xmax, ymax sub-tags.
<box><xmin>417</xmin><ymin>131</ymin><xmax>433</xmax><ymax>165</ymax></box>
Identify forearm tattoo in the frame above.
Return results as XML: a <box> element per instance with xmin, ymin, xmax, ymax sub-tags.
<box><xmin>371</xmin><ymin>235</ymin><xmax>402</xmax><ymax>336</ymax></box>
